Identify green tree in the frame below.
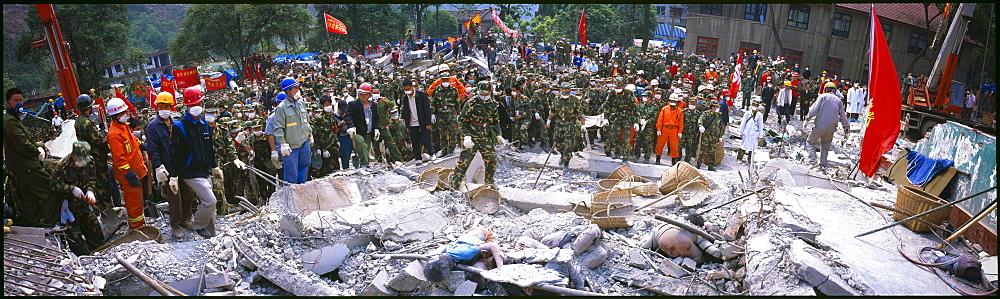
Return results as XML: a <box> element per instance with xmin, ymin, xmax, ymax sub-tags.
<box><xmin>305</xmin><ymin>4</ymin><xmax>407</xmax><ymax>54</ymax></box>
<box><xmin>127</xmin><ymin>4</ymin><xmax>187</xmax><ymax>53</ymax></box>
<box><xmin>532</xmin><ymin>4</ymin><xmax>623</xmax><ymax>44</ymax></box>
<box><xmin>6</xmin><ymin>33</ymin><xmax>56</xmax><ymax>95</ymax></box>
<box><xmin>22</xmin><ymin>4</ymin><xmax>140</xmax><ymax>91</ymax></box>
<box><xmin>966</xmin><ymin>3</ymin><xmax>995</xmax><ymax>88</ymax></box>
<box><xmin>3</xmin><ymin>72</ymin><xmax>15</xmax><ymax>93</ymax></box>
<box><xmin>423</xmin><ymin>8</ymin><xmax>459</xmax><ymax>39</ymax></box>
<box><xmin>171</xmin><ymin>4</ymin><xmax>310</xmax><ymax>67</ymax></box>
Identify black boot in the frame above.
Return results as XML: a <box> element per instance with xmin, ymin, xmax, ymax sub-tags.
<box><xmin>708</xmin><ymin>165</ymin><xmax>716</xmax><ymax>171</ymax></box>
<box><xmin>672</xmin><ymin>157</ymin><xmax>680</xmax><ymax>165</ymax></box>
<box><xmin>737</xmin><ymin>150</ymin><xmax>745</xmax><ymax>162</ymax></box>
<box><xmin>655</xmin><ymin>155</ymin><xmax>661</xmax><ymax>165</ymax></box>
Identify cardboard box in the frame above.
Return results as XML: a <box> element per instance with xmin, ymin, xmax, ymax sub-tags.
<box><xmin>884</xmin><ymin>149</ymin><xmax>958</xmax><ymax>197</ymax></box>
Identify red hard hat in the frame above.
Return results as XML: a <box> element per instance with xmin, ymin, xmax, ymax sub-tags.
<box><xmin>358</xmin><ymin>83</ymin><xmax>372</xmax><ymax>94</ymax></box>
<box><xmin>183</xmin><ymin>87</ymin><xmax>203</xmax><ymax>105</ymax></box>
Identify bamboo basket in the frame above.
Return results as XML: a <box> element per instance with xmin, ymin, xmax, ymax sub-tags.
<box><xmin>893</xmin><ymin>185</ymin><xmax>951</xmax><ymax>233</ymax></box>
<box><xmin>470</xmin><ymin>187</ymin><xmax>502</xmax><ymax>214</ymax></box>
<box><xmin>658</xmin><ymin>161</ymin><xmax>706</xmax><ymax>194</ymax></box>
<box><xmin>590</xmin><ymin>189</ymin><xmax>634</xmax><ymax>228</ymax></box>
<box><xmin>597</xmin><ymin>179</ymin><xmax>622</xmax><ymax>191</ymax></box>
<box><xmin>607</xmin><ymin>165</ymin><xmax>637</xmax><ymax>181</ymax></box>
<box><xmin>437</xmin><ymin>168</ymin><xmax>454</xmax><ymax>190</ymax></box>
<box><xmin>417</xmin><ymin>167</ymin><xmax>442</xmax><ymax>191</ymax></box>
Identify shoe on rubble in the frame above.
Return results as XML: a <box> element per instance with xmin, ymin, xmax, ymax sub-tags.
<box><xmin>196</xmin><ymin>228</ymin><xmax>213</xmax><ymax>239</ymax></box>
<box><xmin>181</xmin><ymin>221</ymin><xmax>194</xmax><ymax>230</ymax></box>
<box><xmin>421</xmin><ymin>153</ymin><xmax>431</xmax><ymax>162</ymax></box>
<box><xmin>172</xmin><ymin>227</ymin><xmax>184</xmax><ymax>239</ymax></box>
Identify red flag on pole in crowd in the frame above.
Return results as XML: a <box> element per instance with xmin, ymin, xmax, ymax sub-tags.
<box><xmin>205</xmin><ymin>75</ymin><xmax>228</xmax><ymax>91</ymax></box>
<box><xmin>114</xmin><ymin>86</ymin><xmax>136</xmax><ymax>113</ymax></box>
<box><xmin>463</xmin><ymin>12</ymin><xmax>481</xmax><ymax>31</ymax></box>
<box><xmin>324</xmin><ymin>13</ymin><xmax>347</xmax><ymax>34</ymax></box>
<box><xmin>491</xmin><ymin>7</ymin><xmax>520</xmax><ymax>39</ymax></box>
<box><xmin>245</xmin><ymin>57</ymin><xmax>254</xmax><ymax>82</ymax></box>
<box><xmin>578</xmin><ymin>9</ymin><xmax>587</xmax><ymax>45</ymax></box>
<box><xmin>160</xmin><ymin>74</ymin><xmax>176</xmax><ymax>99</ymax></box>
<box><xmin>858</xmin><ymin>5</ymin><xmax>902</xmax><ymax>178</ymax></box>
<box><xmin>729</xmin><ymin>51</ymin><xmax>743</xmax><ymax>102</ymax></box>
<box><xmin>173</xmin><ymin>67</ymin><xmax>199</xmax><ymax>89</ymax></box>
<box><xmin>146</xmin><ymin>85</ymin><xmax>157</xmax><ymax>103</ymax></box>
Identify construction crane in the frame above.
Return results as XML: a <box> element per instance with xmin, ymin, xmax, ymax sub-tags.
<box><xmin>32</xmin><ymin>4</ymin><xmax>82</xmax><ymax>113</ymax></box>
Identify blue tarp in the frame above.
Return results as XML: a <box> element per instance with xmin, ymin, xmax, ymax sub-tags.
<box><xmin>148</xmin><ymin>73</ymin><xmax>174</xmax><ymax>88</ymax></box>
<box><xmin>654</xmin><ymin>24</ymin><xmax>686</xmax><ymax>40</ymax></box>
<box><xmin>223</xmin><ymin>68</ymin><xmax>239</xmax><ymax>83</ymax></box>
<box><xmin>273</xmin><ymin>52</ymin><xmax>320</xmax><ymax>64</ymax></box>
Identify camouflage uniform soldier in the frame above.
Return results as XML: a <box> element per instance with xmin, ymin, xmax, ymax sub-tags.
<box><xmin>510</xmin><ymin>88</ymin><xmax>533</xmax><ymax>150</ymax></box>
<box><xmin>696</xmin><ymin>100</ymin><xmax>724</xmax><ymax>171</ymax></box>
<box><xmin>586</xmin><ymin>79</ymin><xmax>610</xmax><ymax>148</ymax></box>
<box><xmin>635</xmin><ymin>91</ymin><xmax>662</xmax><ymax>163</ymax></box>
<box><xmin>431</xmin><ymin>76</ymin><xmax>462</xmax><ymax>155</ymax></box>
<box><xmin>207</xmin><ymin>110</ymin><xmax>244</xmax><ymax>215</ymax></box>
<box><xmin>248</xmin><ymin>120</ymin><xmax>276</xmax><ymax>201</ymax></box>
<box><xmin>527</xmin><ymin>82</ymin><xmax>552</xmax><ymax>149</ymax></box>
<box><xmin>681</xmin><ymin>98</ymin><xmax>702</xmax><ymax>163</ymax></box>
<box><xmin>451</xmin><ymin>82</ymin><xmax>501</xmax><ymax>189</ymax></box>
<box><xmin>548</xmin><ymin>82</ymin><xmax>586</xmax><ymax>170</ymax></box>
<box><xmin>74</xmin><ymin>95</ymin><xmax>116</xmax><ymax>210</ymax></box>
<box><xmin>313</xmin><ymin>96</ymin><xmax>341</xmax><ymax>173</ymax></box>
<box><xmin>49</xmin><ymin>142</ymin><xmax>104</xmax><ymax>255</ymax></box>
<box><xmin>602</xmin><ymin>77</ymin><xmax>638</xmax><ymax>161</ymax></box>
<box><xmin>372</xmin><ymin>89</ymin><xmax>404</xmax><ymax>164</ymax></box>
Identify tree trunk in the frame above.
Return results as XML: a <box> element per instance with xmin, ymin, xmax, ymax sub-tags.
<box><xmin>415</xmin><ymin>5</ymin><xmax>424</xmax><ymax>40</ymax></box>
<box><xmin>641</xmin><ymin>4</ymin><xmax>651</xmax><ymax>50</ymax></box>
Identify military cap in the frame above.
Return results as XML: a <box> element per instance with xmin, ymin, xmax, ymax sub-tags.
<box><xmin>476</xmin><ymin>81</ymin><xmax>491</xmax><ymax>93</ymax></box>
<box><xmin>206</xmin><ymin>108</ymin><xmax>219</xmax><ymax>114</ymax></box>
<box><xmin>72</xmin><ymin>141</ymin><xmax>92</xmax><ymax>164</ymax></box>
<box><xmin>560</xmin><ymin>82</ymin><xmax>572</xmax><ymax>90</ymax></box>
<box><xmin>218</xmin><ymin>116</ymin><xmax>232</xmax><ymax>124</ymax></box>
<box><xmin>643</xmin><ymin>90</ymin><xmax>653</xmax><ymax>97</ymax></box>
<box><xmin>241</xmin><ymin>121</ymin><xmax>255</xmax><ymax>129</ymax></box>
<box><xmin>710</xmin><ymin>100</ymin><xmax>720</xmax><ymax>107</ymax></box>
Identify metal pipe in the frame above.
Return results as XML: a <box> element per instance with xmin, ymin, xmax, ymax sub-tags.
<box><xmin>939</xmin><ymin>200</ymin><xmax>997</xmax><ymax>248</ymax></box>
<box><xmin>855</xmin><ymin>185</ymin><xmax>996</xmax><ymax>238</ymax></box>
<box><xmin>370</xmin><ymin>254</ymin><xmax>429</xmax><ymax>260</ymax></box>
<box><xmin>112</xmin><ymin>252</ymin><xmax>176</xmax><ymax>296</ymax></box>
<box><xmin>868</xmin><ymin>202</ymin><xmax>951</xmax><ymax>232</ymax></box>
<box><xmin>653</xmin><ymin>215</ymin><xmax>717</xmax><ymax>243</ymax></box>
<box><xmin>4</xmin><ymin>240</ymin><xmax>65</xmax><ymax>257</ymax></box>
<box><xmin>6</xmin><ymin>237</ymin><xmax>66</xmax><ymax>253</ymax></box>
<box><xmin>3</xmin><ymin>252</ymin><xmax>65</xmax><ymax>267</ymax></box>
<box><xmin>699</xmin><ymin>187</ymin><xmax>769</xmax><ymax>214</ymax></box>
<box><xmin>3</xmin><ymin>263</ymin><xmax>92</xmax><ymax>290</ymax></box>
<box><xmin>3</xmin><ymin>272</ymin><xmax>81</xmax><ymax>294</ymax></box>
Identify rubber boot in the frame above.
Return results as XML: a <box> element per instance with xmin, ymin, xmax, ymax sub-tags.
<box><xmin>708</xmin><ymin>165</ymin><xmax>716</xmax><ymax>171</ymax></box>
<box><xmin>672</xmin><ymin>157</ymin><xmax>680</xmax><ymax>165</ymax></box>
<box><xmin>655</xmin><ymin>155</ymin><xmax>661</xmax><ymax>165</ymax></box>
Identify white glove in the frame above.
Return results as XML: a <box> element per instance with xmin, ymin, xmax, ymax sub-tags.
<box><xmin>497</xmin><ymin>135</ymin><xmax>507</xmax><ymax>145</ymax></box>
<box><xmin>72</xmin><ymin>186</ymin><xmax>84</xmax><ymax>199</ymax></box>
<box><xmin>309</xmin><ymin>135</ymin><xmax>314</xmax><ymax>145</ymax></box>
<box><xmin>546</xmin><ymin>119</ymin><xmax>551</xmax><ymax>128</ymax></box>
<box><xmin>84</xmin><ymin>191</ymin><xmax>96</xmax><ymax>205</ymax></box>
<box><xmin>699</xmin><ymin>126</ymin><xmax>705</xmax><ymax>133</ymax></box>
<box><xmin>347</xmin><ymin>127</ymin><xmax>357</xmax><ymax>136</ymax></box>
<box><xmin>322</xmin><ymin>151</ymin><xmax>331</xmax><ymax>158</ymax></box>
<box><xmin>316</xmin><ymin>149</ymin><xmax>322</xmax><ymax>155</ymax></box>
<box><xmin>234</xmin><ymin>159</ymin><xmax>247</xmax><ymax>170</ymax></box>
<box><xmin>374</xmin><ymin>129</ymin><xmax>381</xmax><ymax>141</ymax></box>
<box><xmin>463</xmin><ymin>136</ymin><xmax>475</xmax><ymax>149</ymax></box>
<box><xmin>270</xmin><ymin>151</ymin><xmax>280</xmax><ymax>163</ymax></box>
<box><xmin>155</xmin><ymin>165</ymin><xmax>169</xmax><ymax>183</ymax></box>
<box><xmin>38</xmin><ymin>147</ymin><xmax>45</xmax><ymax>160</ymax></box>
<box><xmin>212</xmin><ymin>167</ymin><xmax>224</xmax><ymax>180</ymax></box>
<box><xmin>534</xmin><ymin>113</ymin><xmax>541</xmax><ymax>120</ymax></box>
<box><xmin>633</xmin><ymin>123</ymin><xmax>639</xmax><ymax>131</ymax></box>
<box><xmin>431</xmin><ymin>114</ymin><xmax>437</xmax><ymax>123</ymax></box>
<box><xmin>657</xmin><ymin>131</ymin><xmax>662</xmax><ymax>136</ymax></box>
<box><xmin>235</xmin><ymin>131</ymin><xmax>247</xmax><ymax>144</ymax></box>
<box><xmin>580</xmin><ymin>125</ymin><xmax>587</xmax><ymax>132</ymax></box>
<box><xmin>169</xmin><ymin>177</ymin><xmax>179</xmax><ymax>194</ymax></box>
<box><xmin>678</xmin><ymin>133</ymin><xmax>683</xmax><ymax>139</ymax></box>
<box><xmin>639</xmin><ymin>119</ymin><xmax>647</xmax><ymax>126</ymax></box>
<box><xmin>280</xmin><ymin>143</ymin><xmax>292</xmax><ymax>156</ymax></box>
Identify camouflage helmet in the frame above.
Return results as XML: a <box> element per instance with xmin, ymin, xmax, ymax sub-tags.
<box><xmin>218</xmin><ymin>116</ymin><xmax>232</xmax><ymax>124</ymax></box>
<box><xmin>72</xmin><ymin>141</ymin><xmax>92</xmax><ymax>164</ymax></box>
<box><xmin>643</xmin><ymin>90</ymin><xmax>653</xmax><ymax>97</ymax></box>
<box><xmin>476</xmin><ymin>81</ymin><xmax>491</xmax><ymax>93</ymax></box>
<box><xmin>560</xmin><ymin>82</ymin><xmax>572</xmax><ymax>90</ymax></box>
<box><xmin>241</xmin><ymin>121</ymin><xmax>255</xmax><ymax>129</ymax></box>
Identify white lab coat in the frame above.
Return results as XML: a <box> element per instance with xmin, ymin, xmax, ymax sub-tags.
<box><xmin>739</xmin><ymin>109</ymin><xmax>765</xmax><ymax>151</ymax></box>
<box><xmin>846</xmin><ymin>87</ymin><xmax>866</xmax><ymax>114</ymax></box>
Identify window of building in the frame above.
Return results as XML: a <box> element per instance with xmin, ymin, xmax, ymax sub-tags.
<box><xmin>787</xmin><ymin>4</ymin><xmax>810</xmax><ymax>30</ymax></box>
<box><xmin>657</xmin><ymin>6</ymin><xmax>667</xmax><ymax>16</ymax></box>
<box><xmin>744</xmin><ymin>4</ymin><xmax>766</xmax><ymax>22</ymax></box>
<box><xmin>670</xmin><ymin>7</ymin><xmax>683</xmax><ymax>18</ymax></box>
<box><xmin>908</xmin><ymin>32</ymin><xmax>927</xmax><ymax>54</ymax></box>
<box><xmin>696</xmin><ymin>36</ymin><xmax>719</xmax><ymax>59</ymax></box>
<box><xmin>739</xmin><ymin>42</ymin><xmax>762</xmax><ymax>54</ymax></box>
<box><xmin>882</xmin><ymin>23</ymin><xmax>893</xmax><ymax>42</ymax></box>
<box><xmin>832</xmin><ymin>12</ymin><xmax>851</xmax><ymax>38</ymax></box>
<box><xmin>114</xmin><ymin>64</ymin><xmax>122</xmax><ymax>73</ymax></box>
<box><xmin>700</xmin><ymin>4</ymin><xmax>723</xmax><ymax>16</ymax></box>
<box><xmin>783</xmin><ymin>48</ymin><xmax>803</xmax><ymax>66</ymax></box>
<box><xmin>825</xmin><ymin>57</ymin><xmax>844</xmax><ymax>76</ymax></box>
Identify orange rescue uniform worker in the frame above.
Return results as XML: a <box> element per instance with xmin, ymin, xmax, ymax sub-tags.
<box><xmin>106</xmin><ymin>98</ymin><xmax>148</xmax><ymax>228</ymax></box>
<box><xmin>655</xmin><ymin>96</ymin><xmax>684</xmax><ymax>165</ymax></box>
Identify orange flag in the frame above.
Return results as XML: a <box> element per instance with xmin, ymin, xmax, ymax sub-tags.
<box><xmin>325</xmin><ymin>13</ymin><xmax>347</xmax><ymax>34</ymax></box>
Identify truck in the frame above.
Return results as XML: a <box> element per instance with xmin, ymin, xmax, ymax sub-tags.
<box><xmin>901</xmin><ymin>3</ymin><xmax>995</xmax><ymax>141</ymax></box>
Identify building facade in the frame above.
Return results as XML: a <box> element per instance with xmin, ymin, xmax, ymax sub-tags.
<box><xmin>682</xmin><ymin>3</ymin><xmax>981</xmax><ymax>83</ymax></box>
<box><xmin>104</xmin><ymin>50</ymin><xmax>173</xmax><ymax>82</ymax></box>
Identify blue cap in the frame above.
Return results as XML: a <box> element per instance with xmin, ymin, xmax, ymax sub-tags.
<box><xmin>275</xmin><ymin>92</ymin><xmax>287</xmax><ymax>104</ymax></box>
<box><xmin>280</xmin><ymin>77</ymin><xmax>299</xmax><ymax>91</ymax></box>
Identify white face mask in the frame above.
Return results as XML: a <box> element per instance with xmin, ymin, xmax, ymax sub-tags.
<box><xmin>323</xmin><ymin>106</ymin><xmax>333</xmax><ymax>113</ymax></box>
<box><xmin>205</xmin><ymin>115</ymin><xmax>217</xmax><ymax>123</ymax></box>
<box><xmin>442</xmin><ymin>82</ymin><xmax>451</xmax><ymax>88</ymax></box>
<box><xmin>235</xmin><ymin>113</ymin><xmax>243</xmax><ymax>118</ymax></box>
<box><xmin>479</xmin><ymin>94</ymin><xmax>490</xmax><ymax>100</ymax></box>
<box><xmin>372</xmin><ymin>94</ymin><xmax>381</xmax><ymax>100</ymax></box>
<box><xmin>511</xmin><ymin>91</ymin><xmax>518</xmax><ymax>96</ymax></box>
<box><xmin>158</xmin><ymin>110</ymin><xmax>171</xmax><ymax>119</ymax></box>
<box><xmin>404</xmin><ymin>90</ymin><xmax>414</xmax><ymax>95</ymax></box>
<box><xmin>253</xmin><ymin>130</ymin><xmax>263</xmax><ymax>136</ymax></box>
<box><xmin>614</xmin><ymin>88</ymin><xmax>623</xmax><ymax>93</ymax></box>
<box><xmin>133</xmin><ymin>131</ymin><xmax>142</xmax><ymax>138</ymax></box>
<box><xmin>246</xmin><ymin>113</ymin><xmax>256</xmax><ymax>119</ymax></box>
<box><xmin>118</xmin><ymin>114</ymin><xmax>130</xmax><ymax>123</ymax></box>
<box><xmin>189</xmin><ymin>106</ymin><xmax>203</xmax><ymax>116</ymax></box>
<box><xmin>74</xmin><ymin>159</ymin><xmax>88</xmax><ymax>168</ymax></box>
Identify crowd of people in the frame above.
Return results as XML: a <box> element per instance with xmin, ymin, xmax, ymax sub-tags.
<box><xmin>4</xmin><ymin>31</ymin><xmax>870</xmax><ymax>256</ymax></box>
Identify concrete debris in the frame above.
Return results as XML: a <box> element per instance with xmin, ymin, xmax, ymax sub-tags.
<box><xmin>300</xmin><ymin>244</ymin><xmax>350</xmax><ymax>275</ymax></box>
<box><xmin>361</xmin><ymin>270</ymin><xmax>397</xmax><ymax>296</ymax></box>
<box><xmin>454</xmin><ymin>280</ymin><xmax>478</xmax><ymax>296</ymax></box>
<box><xmin>760</xmin><ymin>159</ymin><xmax>851</xmax><ymax>191</ymax></box>
<box><xmin>659</xmin><ymin>258</ymin><xmax>689</xmax><ymax>278</ymax></box>
<box><xmin>441</xmin><ymin>271</ymin><xmax>467</xmax><ymax>292</ymax></box>
<box><xmin>479</xmin><ymin>264</ymin><xmax>565</xmax><ymax>287</ymax></box>
<box><xmin>505</xmin><ymin>248</ymin><xmax>575</xmax><ymax>263</ymax></box>
<box><xmin>788</xmin><ymin>239</ymin><xmax>860</xmax><ymax>296</ymax></box>
<box><xmin>204</xmin><ymin>272</ymin><xmax>231</xmax><ymax>289</ymax></box>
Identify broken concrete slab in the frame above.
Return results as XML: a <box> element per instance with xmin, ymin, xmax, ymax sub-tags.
<box><xmin>279</xmin><ymin>214</ymin><xmax>303</xmax><ymax>238</ymax></box>
<box><xmin>300</xmin><ymin>244</ymin><xmax>350</xmax><ymax>275</ymax></box>
<box><xmin>361</xmin><ymin>270</ymin><xmax>397</xmax><ymax>296</ymax></box>
<box><xmin>454</xmin><ymin>280</ymin><xmax>478</xmax><ymax>296</ymax></box>
<box><xmin>479</xmin><ymin>264</ymin><xmax>564</xmax><ymax>287</ymax></box>
<box><xmin>386</xmin><ymin>267</ymin><xmax>429</xmax><ymax>292</ymax></box>
<box><xmin>759</xmin><ymin>159</ymin><xmax>851</xmax><ymax>191</ymax></box>
<box><xmin>505</xmin><ymin>248</ymin><xmax>574</xmax><ymax>263</ymax></box>
<box><xmin>270</xmin><ymin>175</ymin><xmax>361</xmax><ymax>216</ymax></box>
<box><xmin>788</xmin><ymin>239</ymin><xmax>859</xmax><ymax>296</ymax></box>
<box><xmin>204</xmin><ymin>272</ymin><xmax>231</xmax><ymax>290</ymax></box>
<box><xmin>659</xmin><ymin>258</ymin><xmax>689</xmax><ymax>278</ymax></box>
<box><xmin>628</xmin><ymin>250</ymin><xmax>648</xmax><ymax>269</ymax></box>
<box><xmin>496</xmin><ymin>186</ymin><xmax>591</xmax><ymax>214</ymax></box>
<box><xmin>501</xmin><ymin>149</ymin><xmax>672</xmax><ymax>181</ymax></box>
<box><xmin>335</xmin><ymin>189</ymin><xmax>448</xmax><ymax>243</ymax></box>
<box><xmin>442</xmin><ymin>271</ymin><xmax>467</xmax><ymax>292</ymax></box>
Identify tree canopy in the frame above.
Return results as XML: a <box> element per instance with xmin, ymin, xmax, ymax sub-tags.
<box><xmin>127</xmin><ymin>4</ymin><xmax>187</xmax><ymax>54</ymax></box>
<box><xmin>305</xmin><ymin>4</ymin><xmax>407</xmax><ymax>53</ymax></box>
<box><xmin>170</xmin><ymin>4</ymin><xmax>310</xmax><ymax>68</ymax></box>
<box><xmin>423</xmin><ymin>7</ymin><xmax>459</xmax><ymax>39</ymax></box>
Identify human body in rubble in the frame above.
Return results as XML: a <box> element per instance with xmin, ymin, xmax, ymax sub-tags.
<box><xmin>49</xmin><ymin>142</ymin><xmax>105</xmax><ymax>255</ymax></box>
<box><xmin>737</xmin><ymin>100</ymin><xmax>765</xmax><ymax>164</ymax></box>
<box><xmin>451</xmin><ymin>81</ymin><xmax>503</xmax><ymax>190</ymax></box>
<box><xmin>642</xmin><ymin>213</ymin><xmax>724</xmax><ymax>264</ymax></box>
<box><xmin>547</xmin><ymin>82</ymin><xmax>586</xmax><ymax>172</ymax></box>
<box><xmin>106</xmin><ymin>97</ymin><xmax>149</xmax><ymax>229</ymax></box>
<box><xmin>424</xmin><ymin>227</ymin><xmax>507</xmax><ymax>283</ymax></box>
<box><xmin>805</xmin><ymin>82</ymin><xmax>851</xmax><ymax>168</ymax></box>
<box><xmin>696</xmin><ymin>99</ymin><xmax>725</xmax><ymax>171</ymax></box>
<box><xmin>656</xmin><ymin>95</ymin><xmax>685</xmax><ymax>165</ymax></box>
<box><xmin>166</xmin><ymin>88</ymin><xmax>219</xmax><ymax>238</ymax></box>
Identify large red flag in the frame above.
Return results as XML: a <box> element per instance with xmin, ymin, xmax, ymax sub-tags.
<box><xmin>204</xmin><ymin>75</ymin><xmax>228</xmax><ymax>91</ymax></box>
<box><xmin>324</xmin><ymin>13</ymin><xmax>347</xmax><ymax>34</ymax></box>
<box><xmin>160</xmin><ymin>74</ymin><xmax>176</xmax><ymax>99</ymax></box>
<box><xmin>858</xmin><ymin>5</ymin><xmax>902</xmax><ymax>177</ymax></box>
<box><xmin>729</xmin><ymin>51</ymin><xmax>743</xmax><ymax>101</ymax></box>
<box><xmin>173</xmin><ymin>67</ymin><xmax>199</xmax><ymax>89</ymax></box>
<box><xmin>114</xmin><ymin>86</ymin><xmax>136</xmax><ymax>113</ymax></box>
<box><xmin>578</xmin><ymin>9</ymin><xmax>587</xmax><ymax>45</ymax></box>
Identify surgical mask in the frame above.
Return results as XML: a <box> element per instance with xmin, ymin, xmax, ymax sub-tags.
<box><xmin>13</xmin><ymin>103</ymin><xmax>24</xmax><ymax>114</ymax></box>
<box><xmin>253</xmin><ymin>130</ymin><xmax>263</xmax><ymax>136</ymax></box>
<box><xmin>404</xmin><ymin>90</ymin><xmax>413</xmax><ymax>95</ymax></box>
<box><xmin>158</xmin><ymin>110</ymin><xmax>172</xmax><ymax>119</ymax></box>
<box><xmin>118</xmin><ymin>114</ymin><xmax>130</xmax><ymax>123</ymax></box>
<box><xmin>614</xmin><ymin>88</ymin><xmax>623</xmax><ymax>93</ymax></box>
<box><xmin>561</xmin><ymin>94</ymin><xmax>570</xmax><ymax>99</ymax></box>
<box><xmin>655</xmin><ymin>95</ymin><xmax>662</xmax><ymax>99</ymax></box>
<box><xmin>372</xmin><ymin>94</ymin><xmax>381</xmax><ymax>100</ymax></box>
<box><xmin>478</xmin><ymin>95</ymin><xmax>490</xmax><ymax>100</ymax></box>
<box><xmin>205</xmin><ymin>114</ymin><xmax>217</xmax><ymax>123</ymax></box>
<box><xmin>511</xmin><ymin>91</ymin><xmax>518</xmax><ymax>96</ymax></box>
<box><xmin>230</xmin><ymin>128</ymin><xmax>241</xmax><ymax>133</ymax></box>
<box><xmin>74</xmin><ymin>159</ymin><xmax>88</xmax><ymax>168</ymax></box>
<box><xmin>696</xmin><ymin>100</ymin><xmax>704</xmax><ymax>105</ymax></box>
<box><xmin>390</xmin><ymin>112</ymin><xmax>400</xmax><ymax>120</ymax></box>
<box><xmin>133</xmin><ymin>131</ymin><xmax>142</xmax><ymax>138</ymax></box>
<box><xmin>570</xmin><ymin>91</ymin><xmax>577</xmax><ymax>96</ymax></box>
<box><xmin>468</xmin><ymin>80</ymin><xmax>475</xmax><ymax>84</ymax></box>
<box><xmin>323</xmin><ymin>106</ymin><xmax>333</xmax><ymax>113</ymax></box>
<box><xmin>442</xmin><ymin>82</ymin><xmax>451</xmax><ymax>88</ymax></box>
<box><xmin>236</xmin><ymin>112</ymin><xmax>244</xmax><ymax>118</ymax></box>
<box><xmin>669</xmin><ymin>102</ymin><xmax>677</xmax><ymax>106</ymax></box>
<box><xmin>189</xmin><ymin>106</ymin><xmax>203</xmax><ymax>116</ymax></box>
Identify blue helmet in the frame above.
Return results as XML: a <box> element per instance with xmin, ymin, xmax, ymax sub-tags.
<box><xmin>280</xmin><ymin>77</ymin><xmax>299</xmax><ymax>91</ymax></box>
<box><xmin>275</xmin><ymin>92</ymin><xmax>287</xmax><ymax>104</ymax></box>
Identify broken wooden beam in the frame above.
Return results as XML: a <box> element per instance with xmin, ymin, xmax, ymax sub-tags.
<box><xmin>113</xmin><ymin>252</ymin><xmax>179</xmax><ymax>296</ymax></box>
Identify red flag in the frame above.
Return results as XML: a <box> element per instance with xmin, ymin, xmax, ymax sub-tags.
<box><xmin>204</xmin><ymin>75</ymin><xmax>228</xmax><ymax>91</ymax></box>
<box><xmin>173</xmin><ymin>67</ymin><xmax>199</xmax><ymax>89</ymax></box>
<box><xmin>146</xmin><ymin>85</ymin><xmax>157</xmax><ymax>103</ymax></box>
<box><xmin>160</xmin><ymin>74</ymin><xmax>176</xmax><ymax>99</ymax></box>
<box><xmin>114</xmin><ymin>86</ymin><xmax>136</xmax><ymax>113</ymax></box>
<box><xmin>491</xmin><ymin>7</ymin><xmax>520</xmax><ymax>39</ymax></box>
<box><xmin>324</xmin><ymin>13</ymin><xmax>347</xmax><ymax>34</ymax></box>
<box><xmin>729</xmin><ymin>51</ymin><xmax>743</xmax><ymax>101</ymax></box>
<box><xmin>858</xmin><ymin>5</ymin><xmax>902</xmax><ymax>177</ymax></box>
<box><xmin>578</xmin><ymin>9</ymin><xmax>587</xmax><ymax>45</ymax></box>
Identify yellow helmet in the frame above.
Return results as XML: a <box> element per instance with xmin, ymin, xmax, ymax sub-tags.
<box><xmin>784</xmin><ymin>81</ymin><xmax>792</xmax><ymax>86</ymax></box>
<box><xmin>823</xmin><ymin>82</ymin><xmax>837</xmax><ymax>90</ymax></box>
<box><xmin>58</xmin><ymin>93</ymin><xmax>63</xmax><ymax>96</ymax></box>
<box><xmin>155</xmin><ymin>91</ymin><xmax>175</xmax><ymax>106</ymax></box>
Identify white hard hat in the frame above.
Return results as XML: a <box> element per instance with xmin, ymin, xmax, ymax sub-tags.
<box><xmin>624</xmin><ymin>84</ymin><xmax>637</xmax><ymax>92</ymax></box>
<box><xmin>650</xmin><ymin>79</ymin><xmax>659</xmax><ymax>86</ymax></box>
<box><xmin>106</xmin><ymin>98</ymin><xmax>128</xmax><ymax>116</ymax></box>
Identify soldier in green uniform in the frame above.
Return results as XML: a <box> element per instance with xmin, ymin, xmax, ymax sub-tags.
<box><xmin>431</xmin><ymin>74</ymin><xmax>462</xmax><ymax>156</ymax></box>
<box><xmin>49</xmin><ymin>142</ymin><xmax>105</xmax><ymax>255</ymax></box>
<box><xmin>601</xmin><ymin>77</ymin><xmax>638</xmax><ymax>161</ymax></box>
<box><xmin>5</xmin><ymin>88</ymin><xmax>59</xmax><ymax>227</ymax></box>
<box><xmin>528</xmin><ymin>82</ymin><xmax>552</xmax><ymax>150</ymax></box>
<box><xmin>548</xmin><ymin>82</ymin><xmax>586</xmax><ymax>171</ymax></box>
<box><xmin>680</xmin><ymin>98</ymin><xmax>702</xmax><ymax>163</ymax></box>
<box><xmin>696</xmin><ymin>100</ymin><xmax>724</xmax><ymax>171</ymax></box>
<box><xmin>313</xmin><ymin>95</ymin><xmax>342</xmax><ymax>173</ymax></box>
<box><xmin>206</xmin><ymin>109</ymin><xmax>246</xmax><ymax>215</ymax></box>
<box><xmin>585</xmin><ymin>78</ymin><xmax>609</xmax><ymax>148</ymax></box>
<box><xmin>371</xmin><ymin>88</ymin><xmax>403</xmax><ymax>164</ymax></box>
<box><xmin>248</xmin><ymin>120</ymin><xmax>276</xmax><ymax>202</ymax></box>
<box><xmin>635</xmin><ymin>90</ymin><xmax>662</xmax><ymax>163</ymax></box>
<box><xmin>509</xmin><ymin>85</ymin><xmax>533</xmax><ymax>151</ymax></box>
<box><xmin>73</xmin><ymin>94</ymin><xmax>117</xmax><ymax>210</ymax></box>
<box><xmin>451</xmin><ymin>82</ymin><xmax>501</xmax><ymax>190</ymax></box>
